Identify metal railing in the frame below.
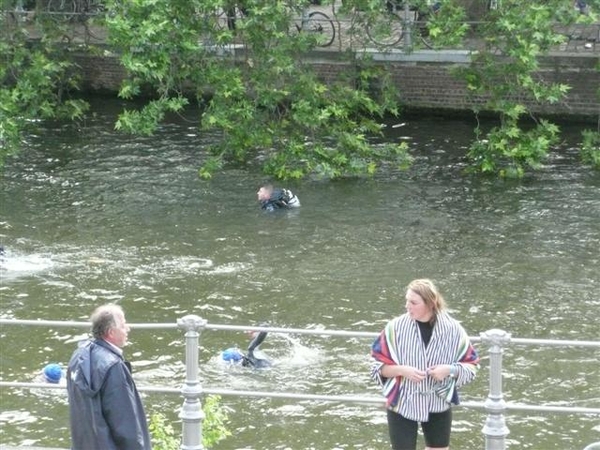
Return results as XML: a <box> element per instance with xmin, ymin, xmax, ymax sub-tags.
<box><xmin>3</xmin><ymin>3</ymin><xmax>599</xmax><ymax>55</ymax></box>
<box><xmin>1</xmin><ymin>316</ymin><xmax>599</xmax><ymax>450</ymax></box>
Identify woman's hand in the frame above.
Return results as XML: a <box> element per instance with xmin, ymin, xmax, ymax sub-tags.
<box><xmin>402</xmin><ymin>365</ymin><xmax>427</xmax><ymax>383</ymax></box>
<box><xmin>427</xmin><ymin>364</ymin><xmax>453</xmax><ymax>381</ymax></box>
<box><xmin>381</xmin><ymin>364</ymin><xmax>427</xmax><ymax>382</ymax></box>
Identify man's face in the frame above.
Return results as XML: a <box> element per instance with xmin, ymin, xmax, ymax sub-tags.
<box><xmin>257</xmin><ymin>187</ymin><xmax>271</xmax><ymax>201</ymax></box>
<box><xmin>106</xmin><ymin>311</ymin><xmax>130</xmax><ymax>348</ymax></box>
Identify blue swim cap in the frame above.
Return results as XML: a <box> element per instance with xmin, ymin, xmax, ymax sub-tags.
<box><xmin>221</xmin><ymin>348</ymin><xmax>243</xmax><ymax>363</ymax></box>
<box><xmin>43</xmin><ymin>363</ymin><xmax>62</xmax><ymax>383</ymax></box>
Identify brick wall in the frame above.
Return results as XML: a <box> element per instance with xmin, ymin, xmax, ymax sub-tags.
<box><xmin>309</xmin><ymin>54</ymin><xmax>599</xmax><ymax>119</ymax></box>
<box><xmin>73</xmin><ymin>53</ymin><xmax>127</xmax><ymax>94</ymax></box>
<box><xmin>72</xmin><ymin>51</ymin><xmax>599</xmax><ymax>120</ymax></box>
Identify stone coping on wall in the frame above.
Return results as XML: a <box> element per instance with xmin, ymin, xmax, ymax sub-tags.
<box><xmin>357</xmin><ymin>48</ymin><xmax>474</xmax><ymax>63</ymax></box>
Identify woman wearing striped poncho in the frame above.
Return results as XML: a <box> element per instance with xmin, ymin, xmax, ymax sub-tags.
<box><xmin>371</xmin><ymin>279</ymin><xmax>480</xmax><ymax>450</ymax></box>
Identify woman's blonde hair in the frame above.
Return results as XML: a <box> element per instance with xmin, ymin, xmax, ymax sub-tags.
<box><xmin>406</xmin><ymin>278</ymin><xmax>447</xmax><ymax>322</ymax></box>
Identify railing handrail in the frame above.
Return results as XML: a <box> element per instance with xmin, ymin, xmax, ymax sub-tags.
<box><xmin>4</xmin><ymin>8</ymin><xmax>598</xmax><ymax>56</ymax></box>
<box><xmin>2</xmin><ymin>317</ymin><xmax>599</xmax><ymax>449</ymax></box>
<box><xmin>1</xmin><ymin>318</ymin><xmax>600</xmax><ymax>347</ymax></box>
<box><xmin>2</xmin><ymin>381</ymin><xmax>600</xmax><ymax>416</ymax></box>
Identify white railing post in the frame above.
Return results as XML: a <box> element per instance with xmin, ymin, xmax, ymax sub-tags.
<box><xmin>177</xmin><ymin>315</ymin><xmax>207</xmax><ymax>450</ymax></box>
<box><xmin>481</xmin><ymin>329</ymin><xmax>511</xmax><ymax>450</ymax></box>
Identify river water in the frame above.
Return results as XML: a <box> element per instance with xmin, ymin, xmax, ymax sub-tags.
<box><xmin>1</xmin><ymin>99</ymin><xmax>599</xmax><ymax>449</ymax></box>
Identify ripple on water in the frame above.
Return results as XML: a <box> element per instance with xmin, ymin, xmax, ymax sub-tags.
<box><xmin>1</xmin><ymin>112</ymin><xmax>598</xmax><ymax>449</ymax></box>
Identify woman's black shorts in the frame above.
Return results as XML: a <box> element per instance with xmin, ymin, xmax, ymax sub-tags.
<box><xmin>386</xmin><ymin>408</ymin><xmax>452</xmax><ymax>449</ymax></box>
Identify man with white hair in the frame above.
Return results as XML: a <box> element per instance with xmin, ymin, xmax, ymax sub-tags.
<box><xmin>66</xmin><ymin>304</ymin><xmax>151</xmax><ymax>450</ymax></box>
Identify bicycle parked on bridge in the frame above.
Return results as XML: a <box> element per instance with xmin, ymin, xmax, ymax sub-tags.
<box><xmin>45</xmin><ymin>0</ymin><xmax>104</xmax><ymax>20</ymax></box>
<box><xmin>365</xmin><ymin>0</ymin><xmax>440</xmax><ymax>48</ymax></box>
<box><xmin>220</xmin><ymin>1</ymin><xmax>336</xmax><ymax>48</ymax></box>
<box><xmin>294</xmin><ymin>7</ymin><xmax>336</xmax><ymax>47</ymax></box>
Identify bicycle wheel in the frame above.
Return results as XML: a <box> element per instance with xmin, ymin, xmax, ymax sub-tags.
<box><xmin>46</xmin><ymin>0</ymin><xmax>72</xmax><ymax>13</ymax></box>
<box><xmin>418</xmin><ymin>34</ymin><xmax>433</xmax><ymax>49</ymax></box>
<box><xmin>305</xmin><ymin>11</ymin><xmax>336</xmax><ymax>47</ymax></box>
<box><xmin>366</xmin><ymin>11</ymin><xmax>404</xmax><ymax>47</ymax></box>
<box><xmin>416</xmin><ymin>26</ymin><xmax>433</xmax><ymax>49</ymax></box>
<box><xmin>414</xmin><ymin>11</ymin><xmax>434</xmax><ymax>49</ymax></box>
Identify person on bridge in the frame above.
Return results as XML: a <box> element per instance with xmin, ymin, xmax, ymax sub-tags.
<box><xmin>370</xmin><ymin>278</ymin><xmax>480</xmax><ymax>450</ymax></box>
<box><xmin>574</xmin><ymin>0</ymin><xmax>588</xmax><ymax>14</ymax></box>
<box><xmin>66</xmin><ymin>304</ymin><xmax>151</xmax><ymax>450</ymax></box>
<box><xmin>225</xmin><ymin>0</ymin><xmax>249</xmax><ymax>30</ymax></box>
<box><xmin>221</xmin><ymin>328</ymin><xmax>272</xmax><ymax>368</ymax></box>
<box><xmin>257</xmin><ymin>184</ymin><xmax>301</xmax><ymax>212</ymax></box>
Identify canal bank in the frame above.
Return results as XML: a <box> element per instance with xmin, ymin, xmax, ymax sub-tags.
<box><xmin>45</xmin><ymin>9</ymin><xmax>598</xmax><ymax>122</ymax></box>
<box><xmin>71</xmin><ymin>43</ymin><xmax>599</xmax><ymax>122</ymax></box>
<box><xmin>8</xmin><ymin>5</ymin><xmax>599</xmax><ymax>120</ymax></box>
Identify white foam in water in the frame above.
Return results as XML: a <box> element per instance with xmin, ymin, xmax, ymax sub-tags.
<box><xmin>208</xmin><ymin>261</ymin><xmax>250</xmax><ymax>274</ymax></box>
<box><xmin>0</xmin><ymin>251</ymin><xmax>56</xmax><ymax>279</ymax></box>
<box><xmin>154</xmin><ymin>256</ymin><xmax>214</xmax><ymax>272</ymax></box>
<box><xmin>278</xmin><ymin>334</ymin><xmax>323</xmax><ymax>366</ymax></box>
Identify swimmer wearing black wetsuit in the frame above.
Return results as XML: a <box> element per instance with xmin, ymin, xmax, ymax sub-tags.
<box><xmin>242</xmin><ymin>330</ymin><xmax>272</xmax><ymax>368</ymax></box>
<box><xmin>257</xmin><ymin>185</ymin><xmax>301</xmax><ymax>212</ymax></box>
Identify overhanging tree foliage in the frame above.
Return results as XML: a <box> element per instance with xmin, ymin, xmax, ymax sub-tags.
<box><xmin>1</xmin><ymin>0</ymin><xmax>598</xmax><ymax>176</ymax></box>
<box><xmin>1</xmin><ymin>2</ymin><xmax>89</xmax><ymax>169</ymax></box>
<box><xmin>459</xmin><ymin>0</ymin><xmax>599</xmax><ymax>177</ymax></box>
<box><xmin>105</xmin><ymin>0</ymin><xmax>412</xmax><ymax>179</ymax></box>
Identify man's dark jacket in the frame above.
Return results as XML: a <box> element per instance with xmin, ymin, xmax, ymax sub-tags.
<box><xmin>66</xmin><ymin>339</ymin><xmax>151</xmax><ymax>450</ymax></box>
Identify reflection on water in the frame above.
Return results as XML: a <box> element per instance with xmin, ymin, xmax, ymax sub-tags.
<box><xmin>1</xmin><ymin>101</ymin><xmax>599</xmax><ymax>449</ymax></box>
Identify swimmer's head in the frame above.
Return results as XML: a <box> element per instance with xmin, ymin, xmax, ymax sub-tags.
<box><xmin>43</xmin><ymin>363</ymin><xmax>63</xmax><ymax>383</ymax></box>
<box><xmin>221</xmin><ymin>347</ymin><xmax>244</xmax><ymax>363</ymax></box>
<box><xmin>257</xmin><ymin>185</ymin><xmax>273</xmax><ymax>202</ymax></box>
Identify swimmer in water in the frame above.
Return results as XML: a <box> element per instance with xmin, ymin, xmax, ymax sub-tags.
<box><xmin>257</xmin><ymin>185</ymin><xmax>300</xmax><ymax>212</ymax></box>
<box><xmin>221</xmin><ymin>329</ymin><xmax>272</xmax><ymax>369</ymax></box>
<box><xmin>34</xmin><ymin>363</ymin><xmax>65</xmax><ymax>385</ymax></box>
<box><xmin>243</xmin><ymin>330</ymin><xmax>271</xmax><ymax>368</ymax></box>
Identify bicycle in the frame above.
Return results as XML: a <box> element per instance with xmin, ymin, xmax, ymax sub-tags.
<box><xmin>293</xmin><ymin>8</ymin><xmax>336</xmax><ymax>47</ymax></box>
<box><xmin>220</xmin><ymin>3</ymin><xmax>335</xmax><ymax>48</ymax></box>
<box><xmin>43</xmin><ymin>0</ymin><xmax>105</xmax><ymax>40</ymax></box>
<box><xmin>365</xmin><ymin>1</ymin><xmax>439</xmax><ymax>48</ymax></box>
<box><xmin>45</xmin><ymin>0</ymin><xmax>103</xmax><ymax>18</ymax></box>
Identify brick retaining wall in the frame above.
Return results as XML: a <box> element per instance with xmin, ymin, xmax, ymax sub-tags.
<box><xmin>72</xmin><ymin>50</ymin><xmax>599</xmax><ymax>120</ymax></box>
